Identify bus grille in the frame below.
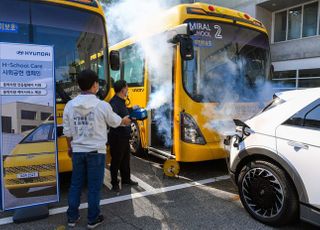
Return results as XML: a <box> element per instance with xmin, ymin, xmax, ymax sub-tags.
<box><xmin>5</xmin><ymin>176</ymin><xmax>56</xmax><ymax>185</ymax></box>
<box><xmin>5</xmin><ymin>164</ymin><xmax>56</xmax><ymax>175</ymax></box>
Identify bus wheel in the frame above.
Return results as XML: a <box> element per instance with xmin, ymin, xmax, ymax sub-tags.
<box><xmin>8</xmin><ymin>188</ymin><xmax>29</xmax><ymax>198</ymax></box>
<box><xmin>163</xmin><ymin>159</ymin><xmax>180</xmax><ymax>177</ymax></box>
<box><xmin>130</xmin><ymin>121</ymin><xmax>144</xmax><ymax>155</ymax></box>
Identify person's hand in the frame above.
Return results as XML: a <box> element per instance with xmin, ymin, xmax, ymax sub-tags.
<box><xmin>68</xmin><ymin>148</ymin><xmax>72</xmax><ymax>158</ymax></box>
<box><xmin>122</xmin><ymin>115</ymin><xmax>132</xmax><ymax>126</ymax></box>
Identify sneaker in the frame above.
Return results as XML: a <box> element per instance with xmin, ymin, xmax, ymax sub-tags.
<box><xmin>68</xmin><ymin>216</ymin><xmax>80</xmax><ymax>227</ymax></box>
<box><xmin>87</xmin><ymin>215</ymin><xmax>104</xmax><ymax>229</ymax></box>
<box><xmin>122</xmin><ymin>180</ymin><xmax>138</xmax><ymax>186</ymax></box>
<box><xmin>111</xmin><ymin>184</ymin><xmax>120</xmax><ymax>193</ymax></box>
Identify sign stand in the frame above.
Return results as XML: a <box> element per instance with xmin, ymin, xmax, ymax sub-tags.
<box><xmin>13</xmin><ymin>205</ymin><xmax>49</xmax><ymax>223</ymax></box>
<box><xmin>0</xmin><ymin>42</ymin><xmax>59</xmax><ymax>220</ymax></box>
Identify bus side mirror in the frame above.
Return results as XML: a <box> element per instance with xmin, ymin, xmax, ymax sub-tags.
<box><xmin>180</xmin><ymin>36</ymin><xmax>194</xmax><ymax>61</ymax></box>
<box><xmin>110</xmin><ymin>50</ymin><xmax>120</xmax><ymax>71</ymax></box>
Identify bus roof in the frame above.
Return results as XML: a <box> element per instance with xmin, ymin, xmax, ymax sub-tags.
<box><xmin>43</xmin><ymin>0</ymin><xmax>105</xmax><ymax>16</ymax></box>
<box><xmin>110</xmin><ymin>2</ymin><xmax>268</xmax><ymax>50</ymax></box>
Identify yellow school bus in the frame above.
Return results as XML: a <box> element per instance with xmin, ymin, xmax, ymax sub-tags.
<box><xmin>0</xmin><ymin>0</ymin><xmax>118</xmax><ymax>177</ymax></box>
<box><xmin>110</xmin><ymin>2</ymin><xmax>271</xmax><ymax>167</ymax></box>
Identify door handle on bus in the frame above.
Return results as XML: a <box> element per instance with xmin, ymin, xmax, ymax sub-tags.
<box><xmin>288</xmin><ymin>141</ymin><xmax>309</xmax><ymax>150</ymax></box>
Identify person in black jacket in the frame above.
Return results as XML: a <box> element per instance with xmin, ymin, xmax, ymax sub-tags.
<box><xmin>109</xmin><ymin>80</ymin><xmax>138</xmax><ymax>192</ymax></box>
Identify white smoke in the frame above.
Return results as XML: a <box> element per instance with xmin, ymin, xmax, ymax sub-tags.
<box><xmin>103</xmin><ymin>0</ymin><xmax>182</xmax><ymax>146</ymax></box>
<box><xmin>104</xmin><ymin>0</ymin><xmax>180</xmax><ymax>45</ymax></box>
<box><xmin>200</xmin><ymin>52</ymin><xmax>275</xmax><ymax>136</ymax></box>
<box><xmin>103</xmin><ymin>0</ymin><xmax>280</xmax><ymax>145</ymax></box>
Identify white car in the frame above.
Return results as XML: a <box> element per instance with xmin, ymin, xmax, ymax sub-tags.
<box><xmin>225</xmin><ymin>88</ymin><xmax>320</xmax><ymax>227</ymax></box>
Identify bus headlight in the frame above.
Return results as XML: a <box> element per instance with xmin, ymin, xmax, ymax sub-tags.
<box><xmin>181</xmin><ymin>112</ymin><xmax>206</xmax><ymax>145</ymax></box>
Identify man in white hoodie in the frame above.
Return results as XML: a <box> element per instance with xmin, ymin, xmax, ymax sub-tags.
<box><xmin>63</xmin><ymin>69</ymin><xmax>131</xmax><ymax>229</ymax></box>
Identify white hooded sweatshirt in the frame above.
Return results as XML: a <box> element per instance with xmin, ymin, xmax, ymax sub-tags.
<box><xmin>63</xmin><ymin>94</ymin><xmax>122</xmax><ymax>154</ymax></box>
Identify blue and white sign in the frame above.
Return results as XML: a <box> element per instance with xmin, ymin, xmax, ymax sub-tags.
<box><xmin>0</xmin><ymin>22</ymin><xmax>18</xmax><ymax>34</ymax></box>
<box><xmin>0</xmin><ymin>42</ymin><xmax>58</xmax><ymax>211</ymax></box>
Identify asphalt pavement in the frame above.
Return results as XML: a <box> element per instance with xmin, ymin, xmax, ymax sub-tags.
<box><xmin>0</xmin><ymin>153</ymin><xmax>317</xmax><ymax>230</ymax></box>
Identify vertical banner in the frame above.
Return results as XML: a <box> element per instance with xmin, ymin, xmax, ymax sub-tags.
<box><xmin>0</xmin><ymin>42</ymin><xmax>58</xmax><ymax>211</ymax></box>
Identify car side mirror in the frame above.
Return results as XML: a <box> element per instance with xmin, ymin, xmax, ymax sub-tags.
<box><xmin>110</xmin><ymin>50</ymin><xmax>120</xmax><ymax>71</ymax></box>
<box><xmin>180</xmin><ymin>36</ymin><xmax>194</xmax><ymax>61</ymax></box>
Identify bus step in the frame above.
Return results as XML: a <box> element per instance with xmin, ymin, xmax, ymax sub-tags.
<box><xmin>148</xmin><ymin>147</ymin><xmax>175</xmax><ymax>160</ymax></box>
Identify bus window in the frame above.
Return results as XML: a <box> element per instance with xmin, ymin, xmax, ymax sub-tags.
<box><xmin>0</xmin><ymin>0</ymin><xmax>30</xmax><ymax>43</ymax></box>
<box><xmin>0</xmin><ymin>0</ymin><xmax>108</xmax><ymax>103</ymax></box>
<box><xmin>110</xmin><ymin>66</ymin><xmax>121</xmax><ymax>85</ymax></box>
<box><xmin>120</xmin><ymin>45</ymin><xmax>144</xmax><ymax>87</ymax></box>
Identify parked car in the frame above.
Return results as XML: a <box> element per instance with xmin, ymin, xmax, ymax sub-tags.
<box><xmin>3</xmin><ymin>121</ymin><xmax>57</xmax><ymax>198</ymax></box>
<box><xmin>224</xmin><ymin>88</ymin><xmax>320</xmax><ymax>227</ymax></box>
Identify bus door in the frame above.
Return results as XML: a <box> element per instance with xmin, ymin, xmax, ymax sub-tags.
<box><xmin>148</xmin><ymin>44</ymin><xmax>174</xmax><ymax>155</ymax></box>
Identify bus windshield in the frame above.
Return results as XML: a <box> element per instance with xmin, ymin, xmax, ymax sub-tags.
<box><xmin>183</xmin><ymin>20</ymin><xmax>270</xmax><ymax>103</ymax></box>
<box><xmin>0</xmin><ymin>0</ymin><xmax>107</xmax><ymax>103</ymax></box>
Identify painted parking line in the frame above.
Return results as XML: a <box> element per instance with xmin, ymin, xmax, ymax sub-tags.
<box><xmin>130</xmin><ymin>174</ymin><xmax>155</xmax><ymax>191</ymax></box>
<box><xmin>103</xmin><ymin>169</ymin><xmax>113</xmax><ymax>190</ymax></box>
<box><xmin>103</xmin><ymin>169</ymin><xmax>155</xmax><ymax>191</ymax></box>
<box><xmin>0</xmin><ymin>174</ymin><xmax>231</xmax><ymax>226</ymax></box>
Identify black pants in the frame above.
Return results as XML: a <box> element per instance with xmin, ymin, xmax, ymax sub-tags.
<box><xmin>109</xmin><ymin>136</ymin><xmax>131</xmax><ymax>186</ymax></box>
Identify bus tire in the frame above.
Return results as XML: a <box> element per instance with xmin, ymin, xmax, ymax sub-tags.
<box><xmin>8</xmin><ymin>188</ymin><xmax>29</xmax><ymax>198</ymax></box>
<box><xmin>130</xmin><ymin>121</ymin><xmax>145</xmax><ymax>155</ymax></box>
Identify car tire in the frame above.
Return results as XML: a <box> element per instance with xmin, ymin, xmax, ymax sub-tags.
<box><xmin>237</xmin><ymin>160</ymin><xmax>298</xmax><ymax>226</ymax></box>
<box><xmin>8</xmin><ymin>188</ymin><xmax>29</xmax><ymax>198</ymax></box>
<box><xmin>130</xmin><ymin>121</ymin><xmax>145</xmax><ymax>155</ymax></box>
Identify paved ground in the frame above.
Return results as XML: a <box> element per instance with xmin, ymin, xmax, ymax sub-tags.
<box><xmin>0</xmin><ymin>153</ymin><xmax>318</xmax><ymax>230</ymax></box>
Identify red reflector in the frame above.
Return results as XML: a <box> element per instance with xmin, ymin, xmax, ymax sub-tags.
<box><xmin>208</xmin><ymin>5</ymin><xmax>215</xmax><ymax>12</ymax></box>
<box><xmin>244</xmin><ymin>14</ymin><xmax>251</xmax><ymax>20</ymax></box>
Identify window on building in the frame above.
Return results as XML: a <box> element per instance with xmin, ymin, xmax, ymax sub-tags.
<box><xmin>299</xmin><ymin>68</ymin><xmax>320</xmax><ymax>78</ymax></box>
<box><xmin>303</xmin><ymin>2</ymin><xmax>319</xmax><ymax>37</ymax></box>
<box><xmin>273</xmin><ymin>68</ymin><xmax>320</xmax><ymax>90</ymax></box>
<box><xmin>273</xmin><ymin>70</ymin><xmax>296</xmax><ymax>79</ymax></box>
<box><xmin>298</xmin><ymin>68</ymin><xmax>320</xmax><ymax>88</ymax></box>
<box><xmin>21</xmin><ymin>110</ymin><xmax>37</xmax><ymax>120</ymax></box>
<box><xmin>274</xmin><ymin>2</ymin><xmax>320</xmax><ymax>42</ymax></box>
<box><xmin>41</xmin><ymin>112</ymin><xmax>51</xmax><ymax>121</ymax></box>
<box><xmin>274</xmin><ymin>11</ymin><xmax>287</xmax><ymax>42</ymax></box>
<box><xmin>21</xmin><ymin>125</ymin><xmax>37</xmax><ymax>132</ymax></box>
<box><xmin>1</xmin><ymin>116</ymin><xmax>12</xmax><ymax>133</ymax></box>
<box><xmin>288</xmin><ymin>7</ymin><xmax>302</xmax><ymax>40</ymax></box>
<box><xmin>298</xmin><ymin>78</ymin><xmax>320</xmax><ymax>88</ymax></box>
<box><xmin>272</xmin><ymin>70</ymin><xmax>296</xmax><ymax>89</ymax></box>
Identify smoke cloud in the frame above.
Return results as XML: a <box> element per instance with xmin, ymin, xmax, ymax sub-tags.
<box><xmin>103</xmin><ymin>0</ymin><xmax>181</xmax><ymax>147</ymax></box>
<box><xmin>103</xmin><ymin>0</ymin><xmax>288</xmax><ymax>145</ymax></box>
<box><xmin>199</xmin><ymin>52</ymin><xmax>275</xmax><ymax>136</ymax></box>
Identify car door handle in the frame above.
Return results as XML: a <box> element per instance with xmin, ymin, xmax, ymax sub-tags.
<box><xmin>288</xmin><ymin>141</ymin><xmax>309</xmax><ymax>150</ymax></box>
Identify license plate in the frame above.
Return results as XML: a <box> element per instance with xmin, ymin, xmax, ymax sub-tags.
<box><xmin>17</xmin><ymin>172</ymin><xmax>39</xmax><ymax>179</ymax></box>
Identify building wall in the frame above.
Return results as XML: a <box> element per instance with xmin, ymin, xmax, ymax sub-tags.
<box><xmin>2</xmin><ymin>103</ymin><xmax>18</xmax><ymax>133</ymax></box>
<box><xmin>271</xmin><ymin>36</ymin><xmax>320</xmax><ymax>62</ymax></box>
<box><xmin>2</xmin><ymin>102</ymin><xmax>53</xmax><ymax>134</ymax></box>
<box><xmin>256</xmin><ymin>5</ymin><xmax>272</xmax><ymax>39</ymax></box>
